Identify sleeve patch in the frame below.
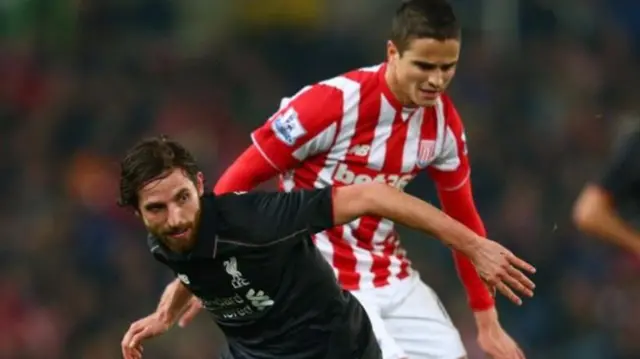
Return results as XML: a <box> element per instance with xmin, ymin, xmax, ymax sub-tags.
<box><xmin>271</xmin><ymin>108</ymin><xmax>306</xmax><ymax>146</ymax></box>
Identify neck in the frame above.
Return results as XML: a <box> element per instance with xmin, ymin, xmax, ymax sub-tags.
<box><xmin>384</xmin><ymin>63</ymin><xmax>414</xmax><ymax>107</ymax></box>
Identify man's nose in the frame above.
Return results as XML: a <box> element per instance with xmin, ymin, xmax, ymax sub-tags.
<box><xmin>427</xmin><ymin>70</ymin><xmax>444</xmax><ymax>89</ymax></box>
<box><xmin>167</xmin><ymin>204</ymin><xmax>184</xmax><ymax>227</ymax></box>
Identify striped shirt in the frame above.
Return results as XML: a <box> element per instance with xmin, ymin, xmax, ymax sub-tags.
<box><xmin>251</xmin><ymin>63</ymin><xmax>471</xmax><ymax>290</ymax></box>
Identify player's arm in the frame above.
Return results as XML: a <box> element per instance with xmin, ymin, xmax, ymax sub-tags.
<box><xmin>218</xmin><ymin>185</ymin><xmax>485</xmax><ymax>250</ymax></box>
<box><xmin>334</xmin><ymin>183</ymin><xmax>487</xmax><ymax>254</ymax></box>
<box><xmin>215</xmin><ymin>188</ymin><xmax>337</xmax><ymax>243</ymax></box>
<box><xmin>573</xmin><ymin>131</ymin><xmax>640</xmax><ymax>255</ymax></box>
<box><xmin>220</xmin><ymin>185</ymin><xmax>487</xmax><ymax>250</ymax></box>
<box><xmin>213</xmin><ymin>85</ymin><xmax>343</xmax><ymax>194</ymax></box>
<box><xmin>154</xmin><ymin>279</ymin><xmax>194</xmax><ymax>326</ymax></box>
<box><xmin>121</xmin><ymin>279</ymin><xmax>195</xmax><ymax>358</ymax></box>
<box><xmin>216</xmin><ymin>185</ymin><xmax>534</xmax><ymax>299</ymax></box>
<box><xmin>426</xmin><ymin>96</ymin><xmax>498</xmax><ymax>311</ymax></box>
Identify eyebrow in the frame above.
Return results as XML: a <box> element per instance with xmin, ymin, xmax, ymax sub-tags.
<box><xmin>172</xmin><ymin>188</ymin><xmax>190</xmax><ymax>200</ymax></box>
<box><xmin>143</xmin><ymin>201</ymin><xmax>166</xmax><ymax>211</ymax></box>
<box><xmin>142</xmin><ymin>187</ymin><xmax>191</xmax><ymax>210</ymax></box>
<box><xmin>412</xmin><ymin>60</ymin><xmax>458</xmax><ymax>67</ymax></box>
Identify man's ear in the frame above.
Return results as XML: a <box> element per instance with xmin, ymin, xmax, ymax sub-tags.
<box><xmin>196</xmin><ymin>172</ymin><xmax>205</xmax><ymax>196</ymax></box>
<box><xmin>387</xmin><ymin>40</ymin><xmax>400</xmax><ymax>62</ymax></box>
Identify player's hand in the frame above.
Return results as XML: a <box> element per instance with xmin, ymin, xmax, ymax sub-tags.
<box><xmin>468</xmin><ymin>239</ymin><xmax>536</xmax><ymax>305</ymax></box>
<box><xmin>178</xmin><ymin>295</ymin><xmax>203</xmax><ymax>328</ymax></box>
<box><xmin>475</xmin><ymin>309</ymin><xmax>525</xmax><ymax>359</ymax></box>
<box><xmin>121</xmin><ymin>313</ymin><xmax>171</xmax><ymax>359</ymax></box>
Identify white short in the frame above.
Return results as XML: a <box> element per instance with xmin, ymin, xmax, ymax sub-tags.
<box><xmin>350</xmin><ymin>274</ymin><xmax>466</xmax><ymax>359</ymax></box>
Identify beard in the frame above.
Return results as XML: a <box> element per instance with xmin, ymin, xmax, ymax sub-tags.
<box><xmin>148</xmin><ymin>211</ymin><xmax>201</xmax><ymax>253</ymax></box>
<box><xmin>161</xmin><ymin>225</ymin><xmax>195</xmax><ymax>252</ymax></box>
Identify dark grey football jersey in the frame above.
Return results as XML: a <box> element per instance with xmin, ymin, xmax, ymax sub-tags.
<box><xmin>148</xmin><ymin>188</ymin><xmax>381</xmax><ymax>359</ymax></box>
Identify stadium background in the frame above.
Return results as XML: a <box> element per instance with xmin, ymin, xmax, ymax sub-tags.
<box><xmin>2</xmin><ymin>0</ymin><xmax>640</xmax><ymax>358</ymax></box>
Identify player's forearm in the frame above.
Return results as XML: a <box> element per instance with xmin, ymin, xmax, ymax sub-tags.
<box><xmin>453</xmin><ymin>251</ymin><xmax>494</xmax><ymax>310</ymax></box>
<box><xmin>437</xmin><ymin>184</ymin><xmax>495</xmax><ymax>310</ymax></box>
<box><xmin>573</xmin><ymin>185</ymin><xmax>640</xmax><ymax>253</ymax></box>
<box><xmin>333</xmin><ymin>183</ymin><xmax>482</xmax><ymax>254</ymax></box>
<box><xmin>155</xmin><ymin>278</ymin><xmax>194</xmax><ymax>326</ymax></box>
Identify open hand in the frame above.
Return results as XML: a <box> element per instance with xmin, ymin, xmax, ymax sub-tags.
<box><xmin>475</xmin><ymin>308</ymin><xmax>526</xmax><ymax>359</ymax></box>
<box><xmin>478</xmin><ymin>323</ymin><xmax>525</xmax><ymax>359</ymax></box>
<box><xmin>469</xmin><ymin>239</ymin><xmax>536</xmax><ymax>305</ymax></box>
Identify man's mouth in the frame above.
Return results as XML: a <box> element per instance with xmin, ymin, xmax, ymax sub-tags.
<box><xmin>418</xmin><ymin>88</ymin><xmax>439</xmax><ymax>99</ymax></box>
<box><xmin>167</xmin><ymin>227</ymin><xmax>191</xmax><ymax>239</ymax></box>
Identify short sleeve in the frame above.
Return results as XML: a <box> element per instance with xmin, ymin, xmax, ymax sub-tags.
<box><xmin>599</xmin><ymin>131</ymin><xmax>640</xmax><ymax>198</ymax></box>
<box><xmin>250</xmin><ymin>84</ymin><xmax>343</xmax><ymax>172</ymax></box>
<box><xmin>216</xmin><ymin>188</ymin><xmax>335</xmax><ymax>245</ymax></box>
<box><xmin>427</xmin><ymin>95</ymin><xmax>471</xmax><ymax>191</ymax></box>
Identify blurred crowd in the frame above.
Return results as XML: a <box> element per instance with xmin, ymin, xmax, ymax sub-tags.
<box><xmin>2</xmin><ymin>1</ymin><xmax>640</xmax><ymax>358</ymax></box>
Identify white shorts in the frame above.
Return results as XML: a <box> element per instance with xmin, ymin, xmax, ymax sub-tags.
<box><xmin>350</xmin><ymin>274</ymin><xmax>466</xmax><ymax>359</ymax></box>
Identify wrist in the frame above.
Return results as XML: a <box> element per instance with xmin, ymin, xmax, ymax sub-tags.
<box><xmin>470</xmin><ymin>297</ymin><xmax>495</xmax><ymax>312</ymax></box>
<box><xmin>452</xmin><ymin>228</ymin><xmax>483</xmax><ymax>255</ymax></box>
<box><xmin>464</xmin><ymin>234</ymin><xmax>485</xmax><ymax>256</ymax></box>
<box><xmin>473</xmin><ymin>307</ymin><xmax>499</xmax><ymax>329</ymax></box>
<box><xmin>155</xmin><ymin>309</ymin><xmax>176</xmax><ymax>327</ymax></box>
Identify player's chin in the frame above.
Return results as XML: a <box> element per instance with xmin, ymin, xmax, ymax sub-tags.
<box><xmin>413</xmin><ymin>97</ymin><xmax>437</xmax><ymax>107</ymax></box>
<box><xmin>163</xmin><ymin>229</ymin><xmax>196</xmax><ymax>249</ymax></box>
<box><xmin>412</xmin><ymin>92</ymin><xmax>438</xmax><ymax>107</ymax></box>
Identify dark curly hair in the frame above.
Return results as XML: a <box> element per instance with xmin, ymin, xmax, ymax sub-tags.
<box><xmin>118</xmin><ymin>135</ymin><xmax>200</xmax><ymax>210</ymax></box>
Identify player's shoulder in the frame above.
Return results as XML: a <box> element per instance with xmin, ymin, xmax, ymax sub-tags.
<box><xmin>298</xmin><ymin>63</ymin><xmax>383</xmax><ymax>97</ymax></box>
<box><xmin>146</xmin><ymin>233</ymin><xmax>160</xmax><ymax>253</ymax></box>
<box><xmin>278</xmin><ymin>63</ymin><xmax>384</xmax><ymax>121</ymax></box>
<box><xmin>342</xmin><ymin>63</ymin><xmax>384</xmax><ymax>84</ymax></box>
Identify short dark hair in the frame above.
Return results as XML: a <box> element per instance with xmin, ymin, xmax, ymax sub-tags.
<box><xmin>118</xmin><ymin>135</ymin><xmax>200</xmax><ymax>210</ymax></box>
<box><xmin>391</xmin><ymin>0</ymin><xmax>461</xmax><ymax>54</ymax></box>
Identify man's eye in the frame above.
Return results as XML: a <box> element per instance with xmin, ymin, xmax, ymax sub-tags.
<box><xmin>415</xmin><ymin>63</ymin><xmax>435</xmax><ymax>71</ymax></box>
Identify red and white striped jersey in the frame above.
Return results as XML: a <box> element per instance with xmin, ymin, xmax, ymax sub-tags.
<box><xmin>251</xmin><ymin>63</ymin><xmax>471</xmax><ymax>290</ymax></box>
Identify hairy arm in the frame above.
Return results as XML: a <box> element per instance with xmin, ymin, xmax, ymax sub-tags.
<box><xmin>332</xmin><ymin>183</ymin><xmax>482</xmax><ymax>253</ymax></box>
<box><xmin>334</xmin><ymin>184</ymin><xmax>535</xmax><ymax>304</ymax></box>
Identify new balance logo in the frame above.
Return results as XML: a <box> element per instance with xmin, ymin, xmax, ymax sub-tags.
<box><xmin>333</xmin><ymin>163</ymin><xmax>413</xmax><ymax>190</ymax></box>
<box><xmin>348</xmin><ymin>144</ymin><xmax>370</xmax><ymax>156</ymax></box>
